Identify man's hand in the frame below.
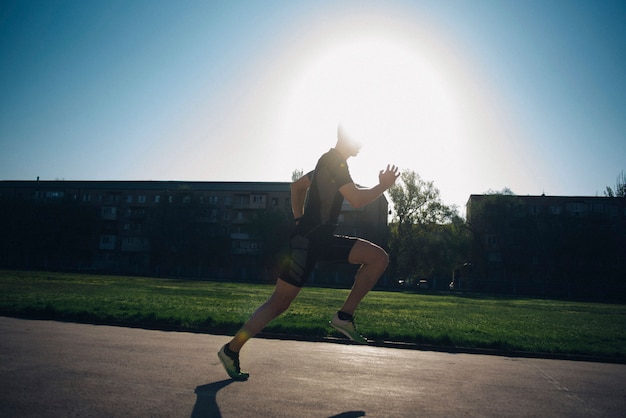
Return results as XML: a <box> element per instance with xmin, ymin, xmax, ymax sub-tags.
<box><xmin>379</xmin><ymin>165</ymin><xmax>400</xmax><ymax>189</ymax></box>
<box><xmin>340</xmin><ymin>164</ymin><xmax>400</xmax><ymax>209</ymax></box>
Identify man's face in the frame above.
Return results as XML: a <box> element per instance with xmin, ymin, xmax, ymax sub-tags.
<box><xmin>337</xmin><ymin>125</ymin><xmax>362</xmax><ymax>157</ymax></box>
<box><xmin>346</xmin><ymin>140</ymin><xmax>361</xmax><ymax>157</ymax></box>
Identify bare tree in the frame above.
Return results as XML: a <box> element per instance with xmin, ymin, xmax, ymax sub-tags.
<box><xmin>604</xmin><ymin>170</ymin><xmax>625</xmax><ymax>197</ymax></box>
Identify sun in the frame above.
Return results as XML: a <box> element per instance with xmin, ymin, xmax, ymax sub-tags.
<box><xmin>276</xmin><ymin>23</ymin><xmax>468</xmax><ymax>187</ymax></box>
<box><xmin>247</xmin><ymin>10</ymin><xmax>518</xmax><ymax>212</ymax></box>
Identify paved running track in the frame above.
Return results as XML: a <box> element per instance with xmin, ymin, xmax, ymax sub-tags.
<box><xmin>1</xmin><ymin>316</ymin><xmax>625</xmax><ymax>417</ymax></box>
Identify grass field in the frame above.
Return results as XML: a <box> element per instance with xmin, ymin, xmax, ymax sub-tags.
<box><xmin>1</xmin><ymin>270</ymin><xmax>625</xmax><ymax>360</ymax></box>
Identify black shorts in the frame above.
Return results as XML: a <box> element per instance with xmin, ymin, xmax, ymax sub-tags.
<box><xmin>279</xmin><ymin>228</ymin><xmax>357</xmax><ymax>287</ymax></box>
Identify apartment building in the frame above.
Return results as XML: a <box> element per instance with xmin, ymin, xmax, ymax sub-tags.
<box><xmin>0</xmin><ymin>180</ymin><xmax>389</xmax><ymax>282</ymax></box>
<box><xmin>466</xmin><ymin>194</ymin><xmax>626</xmax><ymax>300</ymax></box>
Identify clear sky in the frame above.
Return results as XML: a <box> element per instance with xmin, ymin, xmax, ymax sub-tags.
<box><xmin>1</xmin><ymin>0</ymin><xmax>625</xmax><ymax>215</ymax></box>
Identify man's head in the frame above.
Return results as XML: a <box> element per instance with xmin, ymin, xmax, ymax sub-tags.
<box><xmin>336</xmin><ymin>124</ymin><xmax>362</xmax><ymax>158</ymax></box>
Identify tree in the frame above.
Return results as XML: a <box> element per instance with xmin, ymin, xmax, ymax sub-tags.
<box><xmin>387</xmin><ymin>170</ymin><xmax>469</xmax><ymax>287</ymax></box>
<box><xmin>291</xmin><ymin>169</ymin><xmax>304</xmax><ymax>182</ymax></box>
<box><xmin>604</xmin><ymin>170</ymin><xmax>625</xmax><ymax>197</ymax></box>
<box><xmin>388</xmin><ymin>170</ymin><xmax>455</xmax><ymax>225</ymax></box>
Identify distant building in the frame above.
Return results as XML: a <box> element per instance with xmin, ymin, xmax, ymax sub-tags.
<box><xmin>466</xmin><ymin>194</ymin><xmax>626</xmax><ymax>300</ymax></box>
<box><xmin>0</xmin><ymin>180</ymin><xmax>389</xmax><ymax>283</ymax></box>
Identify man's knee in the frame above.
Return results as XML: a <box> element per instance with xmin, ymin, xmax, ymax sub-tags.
<box><xmin>371</xmin><ymin>246</ymin><xmax>389</xmax><ymax>270</ymax></box>
<box><xmin>262</xmin><ymin>295</ymin><xmax>291</xmax><ymax>318</ymax></box>
<box><xmin>350</xmin><ymin>239</ymin><xmax>389</xmax><ymax>268</ymax></box>
<box><xmin>267</xmin><ymin>280</ymin><xmax>301</xmax><ymax>315</ymax></box>
<box><xmin>275</xmin><ymin>300</ymin><xmax>292</xmax><ymax>316</ymax></box>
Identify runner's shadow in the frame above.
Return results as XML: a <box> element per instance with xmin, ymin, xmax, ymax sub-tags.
<box><xmin>191</xmin><ymin>379</ymin><xmax>234</xmax><ymax>418</ymax></box>
<box><xmin>329</xmin><ymin>411</ymin><xmax>366</xmax><ymax>418</ymax></box>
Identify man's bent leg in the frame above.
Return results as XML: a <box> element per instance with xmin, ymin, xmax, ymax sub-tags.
<box><xmin>340</xmin><ymin>239</ymin><xmax>389</xmax><ymax>315</ymax></box>
<box><xmin>219</xmin><ymin>279</ymin><xmax>301</xmax><ymax>379</ymax></box>
<box><xmin>228</xmin><ymin>278</ymin><xmax>301</xmax><ymax>352</ymax></box>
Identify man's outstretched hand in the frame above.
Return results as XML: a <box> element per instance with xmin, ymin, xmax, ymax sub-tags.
<box><xmin>379</xmin><ymin>165</ymin><xmax>400</xmax><ymax>189</ymax></box>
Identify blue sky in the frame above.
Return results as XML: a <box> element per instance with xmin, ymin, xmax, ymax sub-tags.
<box><xmin>1</xmin><ymin>0</ymin><xmax>625</xmax><ymax>214</ymax></box>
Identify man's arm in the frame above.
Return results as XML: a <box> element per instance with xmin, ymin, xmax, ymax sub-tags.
<box><xmin>339</xmin><ymin>165</ymin><xmax>399</xmax><ymax>209</ymax></box>
<box><xmin>290</xmin><ymin>174</ymin><xmax>311</xmax><ymax>219</ymax></box>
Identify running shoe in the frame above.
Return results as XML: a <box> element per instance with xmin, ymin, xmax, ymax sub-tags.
<box><xmin>330</xmin><ymin>313</ymin><xmax>369</xmax><ymax>344</ymax></box>
<box><xmin>218</xmin><ymin>344</ymin><xmax>249</xmax><ymax>381</ymax></box>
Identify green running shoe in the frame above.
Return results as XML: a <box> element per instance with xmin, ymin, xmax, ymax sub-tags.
<box><xmin>330</xmin><ymin>313</ymin><xmax>369</xmax><ymax>344</ymax></box>
<box><xmin>218</xmin><ymin>344</ymin><xmax>249</xmax><ymax>381</ymax></box>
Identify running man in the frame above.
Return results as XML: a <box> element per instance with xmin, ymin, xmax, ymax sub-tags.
<box><xmin>218</xmin><ymin>125</ymin><xmax>399</xmax><ymax>380</ymax></box>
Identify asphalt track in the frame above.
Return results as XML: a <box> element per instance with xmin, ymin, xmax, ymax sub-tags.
<box><xmin>1</xmin><ymin>316</ymin><xmax>625</xmax><ymax>417</ymax></box>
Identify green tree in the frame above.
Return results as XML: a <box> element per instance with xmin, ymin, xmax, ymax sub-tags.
<box><xmin>388</xmin><ymin>170</ymin><xmax>454</xmax><ymax>225</ymax></box>
<box><xmin>387</xmin><ymin>170</ymin><xmax>469</xmax><ymax>287</ymax></box>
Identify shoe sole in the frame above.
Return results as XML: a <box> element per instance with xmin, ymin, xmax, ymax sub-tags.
<box><xmin>218</xmin><ymin>351</ymin><xmax>249</xmax><ymax>381</ymax></box>
<box><xmin>330</xmin><ymin>321</ymin><xmax>369</xmax><ymax>345</ymax></box>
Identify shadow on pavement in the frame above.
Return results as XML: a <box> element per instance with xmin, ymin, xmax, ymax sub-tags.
<box><xmin>192</xmin><ymin>379</ymin><xmax>234</xmax><ymax>418</ymax></box>
<box><xmin>329</xmin><ymin>411</ymin><xmax>366</xmax><ymax>417</ymax></box>
<box><xmin>192</xmin><ymin>379</ymin><xmax>366</xmax><ymax>418</ymax></box>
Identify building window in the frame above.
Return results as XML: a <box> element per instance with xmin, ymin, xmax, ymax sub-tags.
<box><xmin>45</xmin><ymin>191</ymin><xmax>64</xmax><ymax>199</ymax></box>
<box><xmin>487</xmin><ymin>252</ymin><xmax>501</xmax><ymax>262</ymax></box>
<box><xmin>607</xmin><ymin>205</ymin><xmax>617</xmax><ymax>216</ymax></box>
<box><xmin>567</xmin><ymin>203</ymin><xmax>587</xmax><ymax>217</ymax></box>
<box><xmin>101</xmin><ymin>206</ymin><xmax>117</xmax><ymax>219</ymax></box>
<box><xmin>593</xmin><ymin>203</ymin><xmax>605</xmax><ymax>214</ymax></box>
<box><xmin>123</xmin><ymin>223</ymin><xmax>142</xmax><ymax>232</ymax></box>
<box><xmin>99</xmin><ymin>235</ymin><xmax>116</xmax><ymax>250</ymax></box>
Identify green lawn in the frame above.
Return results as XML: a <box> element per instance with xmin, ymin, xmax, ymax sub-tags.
<box><xmin>1</xmin><ymin>270</ymin><xmax>625</xmax><ymax>360</ymax></box>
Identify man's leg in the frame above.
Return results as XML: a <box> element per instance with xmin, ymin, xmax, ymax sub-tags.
<box><xmin>340</xmin><ymin>238</ymin><xmax>389</xmax><ymax>315</ymax></box>
<box><xmin>219</xmin><ymin>278</ymin><xmax>301</xmax><ymax>380</ymax></box>
<box><xmin>228</xmin><ymin>278</ymin><xmax>301</xmax><ymax>352</ymax></box>
<box><xmin>329</xmin><ymin>238</ymin><xmax>389</xmax><ymax>344</ymax></box>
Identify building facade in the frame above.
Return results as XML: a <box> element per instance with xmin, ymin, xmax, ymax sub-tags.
<box><xmin>466</xmin><ymin>194</ymin><xmax>626</xmax><ymax>300</ymax></box>
<box><xmin>0</xmin><ymin>180</ymin><xmax>389</xmax><ymax>283</ymax></box>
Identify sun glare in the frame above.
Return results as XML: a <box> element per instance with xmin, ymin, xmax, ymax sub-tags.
<box><xmin>233</xmin><ymin>9</ymin><xmax>525</xmax><ymax>211</ymax></box>
<box><xmin>276</xmin><ymin>19</ymin><xmax>469</xmax><ymax>188</ymax></box>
